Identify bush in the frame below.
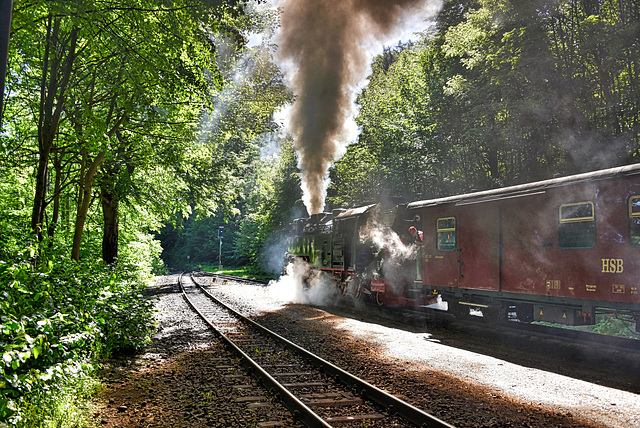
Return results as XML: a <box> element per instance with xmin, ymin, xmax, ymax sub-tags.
<box><xmin>0</xmin><ymin>241</ymin><xmax>155</xmax><ymax>425</ymax></box>
<box><xmin>119</xmin><ymin>232</ymin><xmax>168</xmax><ymax>279</ymax></box>
<box><xmin>591</xmin><ymin>313</ymin><xmax>639</xmax><ymax>339</ymax></box>
<box><xmin>17</xmin><ymin>368</ymin><xmax>99</xmax><ymax>428</ymax></box>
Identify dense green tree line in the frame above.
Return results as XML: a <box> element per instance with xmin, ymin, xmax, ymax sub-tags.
<box><xmin>157</xmin><ymin>9</ymin><xmax>298</xmax><ymax>272</ymax></box>
<box><xmin>164</xmin><ymin>0</ymin><xmax>640</xmax><ymax>276</ymax></box>
<box><xmin>3</xmin><ymin>0</ymin><xmax>249</xmax><ymax>262</ymax></box>
<box><xmin>330</xmin><ymin>0</ymin><xmax>640</xmax><ymax>206</ymax></box>
<box><xmin>0</xmin><ymin>0</ymin><xmax>256</xmax><ymax>424</ymax></box>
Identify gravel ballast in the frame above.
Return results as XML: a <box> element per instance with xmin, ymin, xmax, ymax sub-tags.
<box><xmin>95</xmin><ymin>273</ymin><xmax>640</xmax><ymax>427</ymax></box>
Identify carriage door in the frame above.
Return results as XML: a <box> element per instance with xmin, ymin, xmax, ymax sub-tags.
<box><xmin>456</xmin><ymin>203</ymin><xmax>501</xmax><ymax>291</ymax></box>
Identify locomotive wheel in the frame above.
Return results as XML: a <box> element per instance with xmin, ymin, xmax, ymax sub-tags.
<box><xmin>375</xmin><ymin>292</ymin><xmax>383</xmax><ymax>306</ymax></box>
<box><xmin>302</xmin><ymin>275</ymin><xmax>311</xmax><ymax>290</ymax></box>
<box><xmin>301</xmin><ymin>267</ymin><xmax>313</xmax><ymax>290</ymax></box>
<box><xmin>339</xmin><ymin>281</ymin><xmax>348</xmax><ymax>297</ymax></box>
<box><xmin>354</xmin><ymin>283</ymin><xmax>362</xmax><ymax>300</ymax></box>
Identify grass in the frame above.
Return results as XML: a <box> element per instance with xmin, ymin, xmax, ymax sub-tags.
<box><xmin>578</xmin><ymin>313</ymin><xmax>639</xmax><ymax>339</ymax></box>
<box><xmin>538</xmin><ymin>313</ymin><xmax>639</xmax><ymax>340</ymax></box>
<box><xmin>17</xmin><ymin>369</ymin><xmax>99</xmax><ymax>428</ymax></box>
<box><xmin>192</xmin><ymin>264</ymin><xmax>280</xmax><ymax>281</ymax></box>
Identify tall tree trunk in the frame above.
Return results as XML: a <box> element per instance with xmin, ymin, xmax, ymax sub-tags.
<box><xmin>98</xmin><ymin>129</ymin><xmax>133</xmax><ymax>264</ymax></box>
<box><xmin>486</xmin><ymin>146</ymin><xmax>499</xmax><ymax>183</ymax></box>
<box><xmin>101</xmin><ymin>186</ymin><xmax>119</xmax><ymax>264</ymax></box>
<box><xmin>47</xmin><ymin>150</ymin><xmax>63</xmax><ymax>239</ymax></box>
<box><xmin>31</xmin><ymin>18</ymin><xmax>78</xmax><ymax>240</ymax></box>
<box><xmin>0</xmin><ymin>0</ymin><xmax>13</xmax><ymax>129</ymax></box>
<box><xmin>71</xmin><ymin>150</ymin><xmax>105</xmax><ymax>261</ymax></box>
<box><xmin>31</xmin><ymin>147</ymin><xmax>52</xmax><ymax>239</ymax></box>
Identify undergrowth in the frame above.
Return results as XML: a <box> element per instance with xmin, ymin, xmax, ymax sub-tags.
<box><xmin>539</xmin><ymin>314</ymin><xmax>639</xmax><ymax>339</ymax></box>
<box><xmin>0</xmin><ymin>239</ymin><xmax>156</xmax><ymax>426</ymax></box>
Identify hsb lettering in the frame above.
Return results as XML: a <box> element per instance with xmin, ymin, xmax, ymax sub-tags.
<box><xmin>601</xmin><ymin>258</ymin><xmax>623</xmax><ymax>273</ymax></box>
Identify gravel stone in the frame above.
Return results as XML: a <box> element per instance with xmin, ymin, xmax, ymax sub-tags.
<box><xmin>94</xmin><ymin>273</ymin><xmax>639</xmax><ymax>427</ymax></box>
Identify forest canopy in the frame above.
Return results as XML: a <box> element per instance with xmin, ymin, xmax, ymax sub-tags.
<box><xmin>3</xmin><ymin>0</ymin><xmax>638</xmax><ymax>272</ymax></box>
<box><xmin>330</xmin><ymin>0</ymin><xmax>640</xmax><ymax>207</ymax></box>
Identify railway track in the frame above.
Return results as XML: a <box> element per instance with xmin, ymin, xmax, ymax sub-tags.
<box><xmin>180</xmin><ymin>272</ymin><xmax>454</xmax><ymax>427</ymax></box>
<box><xmin>213</xmin><ymin>272</ymin><xmax>270</xmax><ymax>285</ymax></box>
<box><xmin>193</xmin><ymin>271</ymin><xmax>640</xmax><ymax>351</ymax></box>
<box><xmin>194</xmin><ymin>271</ymin><xmax>640</xmax><ymax>351</ymax></box>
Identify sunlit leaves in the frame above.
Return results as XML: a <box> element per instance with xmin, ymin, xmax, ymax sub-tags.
<box><xmin>0</xmin><ymin>253</ymin><xmax>155</xmax><ymax>423</ymax></box>
<box><xmin>0</xmin><ymin>0</ymin><xmax>250</xmax><ymax>419</ymax></box>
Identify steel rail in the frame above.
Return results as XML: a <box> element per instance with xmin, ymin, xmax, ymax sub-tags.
<box><xmin>179</xmin><ymin>273</ymin><xmax>331</xmax><ymax>427</ymax></box>
<box><xmin>191</xmin><ymin>273</ymin><xmax>455</xmax><ymax>428</ymax></box>
<box><xmin>213</xmin><ymin>272</ymin><xmax>269</xmax><ymax>285</ymax></box>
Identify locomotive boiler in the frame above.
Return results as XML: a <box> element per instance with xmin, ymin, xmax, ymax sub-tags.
<box><xmin>287</xmin><ymin>164</ymin><xmax>640</xmax><ymax>331</ymax></box>
<box><xmin>286</xmin><ymin>200</ymin><xmax>437</xmax><ymax>306</ymax></box>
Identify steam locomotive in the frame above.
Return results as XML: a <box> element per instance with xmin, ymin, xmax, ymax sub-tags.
<box><xmin>286</xmin><ymin>164</ymin><xmax>640</xmax><ymax>331</ymax></box>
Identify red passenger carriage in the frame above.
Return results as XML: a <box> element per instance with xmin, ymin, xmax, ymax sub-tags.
<box><xmin>408</xmin><ymin>164</ymin><xmax>640</xmax><ymax>328</ymax></box>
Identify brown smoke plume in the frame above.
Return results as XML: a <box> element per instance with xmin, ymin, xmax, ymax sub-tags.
<box><xmin>277</xmin><ymin>0</ymin><xmax>438</xmax><ymax>214</ymax></box>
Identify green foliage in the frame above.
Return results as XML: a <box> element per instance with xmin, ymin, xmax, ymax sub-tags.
<box><xmin>1</xmin><ymin>0</ymin><xmax>275</xmax><ymax>425</ymax></box>
<box><xmin>159</xmin><ymin>213</ymin><xmax>237</xmax><ymax>267</ymax></box>
<box><xmin>17</xmin><ymin>368</ymin><xmax>99</xmax><ymax>428</ymax></box>
<box><xmin>0</xmin><ymin>243</ymin><xmax>154</xmax><ymax>424</ymax></box>
<box><xmin>331</xmin><ymin>42</ymin><xmax>444</xmax><ymax>205</ymax></box>
<box><xmin>159</xmin><ymin>138</ymin><xmax>302</xmax><ymax>275</ymax></box>
<box><xmin>0</xmin><ymin>161</ymin><xmax>161</xmax><ymax>424</ymax></box>
<box><xmin>173</xmin><ymin>0</ymin><xmax>640</xmax><ymax>276</ymax></box>
<box><xmin>542</xmin><ymin>313</ymin><xmax>640</xmax><ymax>340</ymax></box>
<box><xmin>4</xmin><ymin>0</ymin><xmax>251</xmax><ymax>262</ymax></box>
<box><xmin>232</xmin><ymin>137</ymin><xmax>304</xmax><ymax>274</ymax></box>
<box><xmin>329</xmin><ymin>0</ymin><xmax>640</xmax><ymax>204</ymax></box>
<box><xmin>590</xmin><ymin>314</ymin><xmax>639</xmax><ymax>340</ymax></box>
<box><xmin>157</xmin><ymin>7</ymin><xmax>297</xmax><ymax>275</ymax></box>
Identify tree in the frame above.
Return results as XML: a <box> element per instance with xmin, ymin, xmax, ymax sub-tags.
<box><xmin>331</xmin><ymin>0</ymin><xmax>640</xmax><ymax>208</ymax></box>
<box><xmin>330</xmin><ymin>40</ymin><xmax>449</xmax><ymax>204</ymax></box>
<box><xmin>547</xmin><ymin>0</ymin><xmax>640</xmax><ymax>166</ymax></box>
<box><xmin>156</xmin><ymin>5</ymin><xmax>296</xmax><ymax>271</ymax></box>
<box><xmin>7</xmin><ymin>0</ymin><xmax>249</xmax><ymax>262</ymax></box>
<box><xmin>28</xmin><ymin>13</ymin><xmax>79</xmax><ymax>242</ymax></box>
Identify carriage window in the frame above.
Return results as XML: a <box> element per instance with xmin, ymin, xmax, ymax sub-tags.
<box><xmin>558</xmin><ymin>202</ymin><xmax>595</xmax><ymax>249</ymax></box>
<box><xmin>437</xmin><ymin>217</ymin><xmax>456</xmax><ymax>251</ymax></box>
<box><xmin>628</xmin><ymin>196</ymin><xmax>640</xmax><ymax>246</ymax></box>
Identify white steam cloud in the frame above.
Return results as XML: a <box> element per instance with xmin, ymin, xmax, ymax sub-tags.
<box><xmin>267</xmin><ymin>259</ymin><xmax>339</xmax><ymax>306</ymax></box>
<box><xmin>358</xmin><ymin>209</ymin><xmax>419</xmax><ymax>292</ymax></box>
